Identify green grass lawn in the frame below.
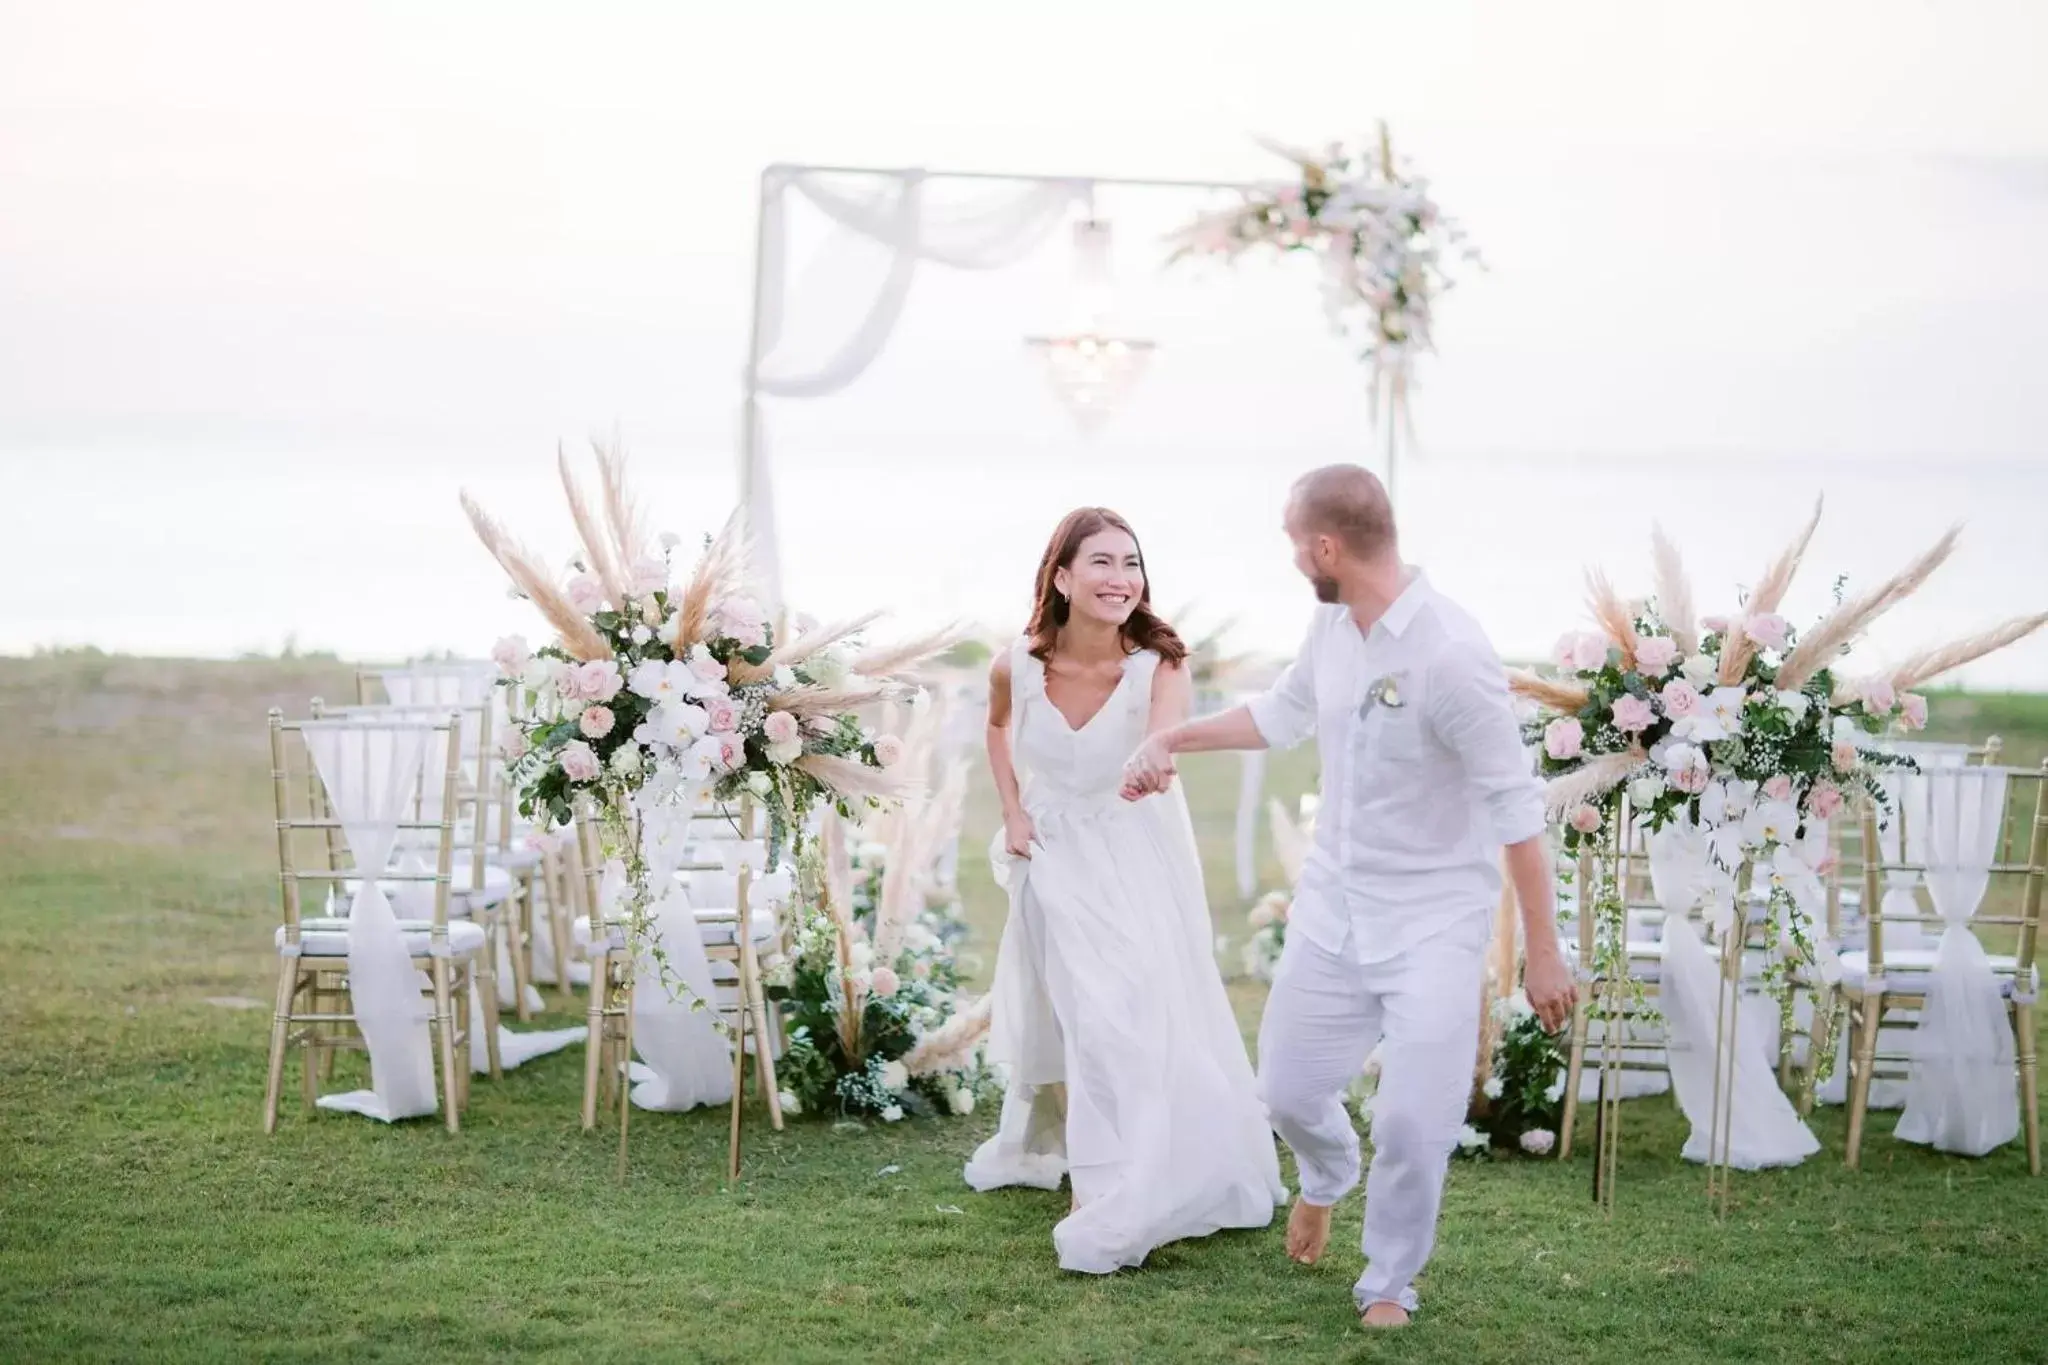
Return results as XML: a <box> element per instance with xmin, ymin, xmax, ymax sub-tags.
<box><xmin>4</xmin><ymin>654</ymin><xmax>2046</xmax><ymax>1363</ymax></box>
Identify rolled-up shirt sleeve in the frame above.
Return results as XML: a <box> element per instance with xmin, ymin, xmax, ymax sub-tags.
<box><xmin>1431</xmin><ymin>641</ymin><xmax>1546</xmax><ymax>846</ymax></box>
<box><xmin>1245</xmin><ymin>614</ymin><xmax>1322</xmax><ymax>751</ymax></box>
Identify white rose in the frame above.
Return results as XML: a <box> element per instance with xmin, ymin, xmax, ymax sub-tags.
<box><xmin>1519</xmin><ymin>1128</ymin><xmax>1557</xmax><ymax>1156</ymax></box>
<box><xmin>810</xmin><ymin>651</ymin><xmax>848</xmax><ymax>686</ymax></box>
<box><xmin>1680</xmin><ymin>652</ymin><xmax>1719</xmax><ymax>689</ymax></box>
<box><xmin>778</xmin><ymin>1089</ymin><xmax>801</xmax><ymax>1117</ymax></box>
<box><xmin>1248</xmin><ymin>899</ymin><xmax>1278</xmax><ymax>929</ymax></box>
<box><xmin>773</xmin><ymin>665</ymin><xmax>798</xmax><ymax>689</ymax></box>
<box><xmin>609</xmin><ymin>745</ymin><xmax>643</xmax><ymax>778</ymax></box>
<box><xmin>746</xmin><ymin>770</ymin><xmax>773</xmax><ymax>797</ymax></box>
<box><xmin>948</xmin><ymin>1088</ymin><xmax>975</xmax><ymax>1117</ymax></box>
<box><xmin>850</xmin><ymin>941</ymin><xmax>874</xmax><ymax>970</ymax></box>
<box><xmin>879</xmin><ymin>1105</ymin><xmax>904</xmax><ymax>1123</ymax></box>
<box><xmin>880</xmin><ymin>1060</ymin><xmax>910</xmax><ymax>1093</ymax></box>
<box><xmin>768</xmin><ymin>739</ymin><xmax>804</xmax><ymax>767</ymax></box>
<box><xmin>520</xmin><ymin>657</ymin><xmax>553</xmax><ymax>692</ymax></box>
<box><xmin>1482</xmin><ymin>1076</ymin><xmax>1504</xmax><ymax>1100</ymax></box>
<box><xmin>1456</xmin><ymin>1124</ymin><xmax>1488</xmax><ymax>1152</ymax></box>
<box><xmin>631</xmin><ymin>625</ymin><xmax>653</xmax><ymax>645</ymax></box>
<box><xmin>1627</xmin><ymin>775</ymin><xmax>1666</xmax><ymax>806</ymax></box>
<box><xmin>1775</xmin><ymin>689</ymin><xmax>1810</xmax><ymax>719</ymax></box>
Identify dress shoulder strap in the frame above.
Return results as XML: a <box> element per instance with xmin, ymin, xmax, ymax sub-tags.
<box><xmin>1008</xmin><ymin>636</ymin><xmax>1045</xmax><ymax>701</ymax></box>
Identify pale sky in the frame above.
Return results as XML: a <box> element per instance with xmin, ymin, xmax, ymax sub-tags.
<box><xmin>4</xmin><ymin>1</ymin><xmax>2046</xmax><ymax>682</ymax></box>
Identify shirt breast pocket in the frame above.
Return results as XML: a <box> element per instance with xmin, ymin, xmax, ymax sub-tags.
<box><xmin>1365</xmin><ymin>705</ymin><xmax>1427</xmax><ymax>767</ymax></box>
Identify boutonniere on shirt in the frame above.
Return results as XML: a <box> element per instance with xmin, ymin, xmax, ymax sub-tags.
<box><xmin>1365</xmin><ymin>672</ymin><xmax>1408</xmax><ymax>710</ymax></box>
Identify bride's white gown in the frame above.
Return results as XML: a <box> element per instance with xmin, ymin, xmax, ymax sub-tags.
<box><xmin>964</xmin><ymin>641</ymin><xmax>1284</xmax><ymax>1273</ymax></box>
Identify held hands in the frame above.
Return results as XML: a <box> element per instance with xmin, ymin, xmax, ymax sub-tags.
<box><xmin>1119</xmin><ymin>736</ymin><xmax>1176</xmax><ymax>802</ymax></box>
<box><xmin>1002</xmin><ymin>808</ymin><xmax>1038</xmax><ymax>860</ymax></box>
<box><xmin>1522</xmin><ymin>939</ymin><xmax>1578</xmax><ymax>1034</ymax></box>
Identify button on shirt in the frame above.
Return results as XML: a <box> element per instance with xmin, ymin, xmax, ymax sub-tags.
<box><xmin>1246</xmin><ymin>570</ymin><xmax>1545</xmax><ymax>965</ymax></box>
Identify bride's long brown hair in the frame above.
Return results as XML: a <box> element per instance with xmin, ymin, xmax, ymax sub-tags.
<box><xmin>1026</xmin><ymin>508</ymin><xmax>1187</xmax><ymax>666</ymax></box>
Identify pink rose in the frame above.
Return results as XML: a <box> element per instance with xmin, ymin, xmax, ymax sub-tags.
<box><xmin>1550</xmin><ymin>633</ymin><xmax>1581</xmax><ymax>669</ymax></box>
<box><xmin>1701</xmin><ymin>615</ymin><xmax>1731</xmax><ymax>635</ymax></box>
<box><xmin>695</xmin><ymin>733</ymin><xmax>743</xmax><ymax>773</ymax></box>
<box><xmin>1633</xmin><ymin>636</ymin><xmax>1679</xmax><ymax>675</ymax></box>
<box><xmin>1659</xmin><ymin>680</ymin><xmax>1702</xmax><ymax>719</ymax></box>
<box><xmin>1813</xmin><ymin>851</ymin><xmax>1841</xmax><ymax>878</ymax></box>
<box><xmin>627</xmin><ymin>557</ymin><xmax>668</xmax><ymax>598</ymax></box>
<box><xmin>1743</xmin><ymin>613</ymin><xmax>1790</xmax><ymax>652</ymax></box>
<box><xmin>1830</xmin><ymin>739</ymin><xmax>1860</xmax><ymax>773</ymax></box>
<box><xmin>1543</xmin><ymin>717</ymin><xmax>1584</xmax><ymax>761</ymax></box>
<box><xmin>1610</xmin><ymin>695</ymin><xmax>1655</xmax><ymax>735</ymax></box>
<box><xmin>572</xmin><ymin>659</ymin><xmax>623</xmax><ymax>703</ymax></box>
<box><xmin>869</xmin><ymin>966</ymin><xmax>901</xmax><ymax>997</ymax></box>
<box><xmin>499</xmin><ymin>729</ymin><xmax>529</xmax><ymax>760</ymax></box>
<box><xmin>579</xmin><ymin>705</ymin><xmax>615</xmax><ymax>739</ymax></box>
<box><xmin>566</xmin><ymin>574</ymin><xmax>605</xmax><ymax>614</ymax></box>
<box><xmin>873</xmin><ymin>734</ymin><xmax>906</xmax><ymax>768</ymax></box>
<box><xmin>702</xmin><ymin>696</ymin><xmax>740</xmax><ymax>734</ymax></box>
<box><xmin>559</xmin><ymin>740</ymin><xmax>601</xmax><ymax>782</ymax></box>
<box><xmin>1860</xmin><ymin>676</ymin><xmax>1897</xmax><ymax>715</ymax></box>
<box><xmin>687</xmin><ymin>646</ymin><xmax>727</xmax><ymax>684</ymax></box>
<box><xmin>762</xmin><ymin>711</ymin><xmax>801</xmax><ymax>746</ymax></box>
<box><xmin>1899</xmin><ymin>692</ymin><xmax>1928</xmax><ymax>731</ymax></box>
<box><xmin>523</xmin><ymin>830</ymin><xmax>561</xmax><ymax>855</ymax></box>
<box><xmin>491</xmin><ymin>634</ymin><xmax>529</xmax><ymax>674</ymax></box>
<box><xmin>1762</xmin><ymin>774</ymin><xmax>1794</xmax><ymax>803</ymax></box>
<box><xmin>1672</xmin><ymin>763</ymin><xmax>1712</xmax><ymax>794</ymax></box>
<box><xmin>1568</xmin><ymin>633</ymin><xmax>1610</xmax><ymax>673</ymax></box>
<box><xmin>1808</xmin><ymin>783</ymin><xmax>1844</xmax><ymax>819</ymax></box>
<box><xmin>712</xmin><ymin>597</ymin><xmax>768</xmax><ymax>649</ymax></box>
<box><xmin>1567</xmin><ymin>804</ymin><xmax>1603</xmax><ymax>835</ymax></box>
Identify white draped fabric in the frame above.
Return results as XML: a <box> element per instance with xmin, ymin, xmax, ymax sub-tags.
<box><xmin>625</xmin><ymin>809</ymin><xmax>735</xmax><ymax>1113</ymax></box>
<box><xmin>1648</xmin><ymin>821</ymin><xmax>1819</xmax><ymax>1169</ymax></box>
<box><xmin>301</xmin><ymin>722</ymin><xmax>440</xmax><ymax>1122</ymax></box>
<box><xmin>743</xmin><ymin>169</ymin><xmax>1088</xmax><ymax>604</ymax></box>
<box><xmin>1897</xmin><ymin>768</ymin><xmax>2017</xmax><ymax>1156</ymax></box>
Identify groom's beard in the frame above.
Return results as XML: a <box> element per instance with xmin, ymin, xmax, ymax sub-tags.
<box><xmin>1311</xmin><ymin>575</ymin><xmax>1341</xmax><ymax>603</ymax></box>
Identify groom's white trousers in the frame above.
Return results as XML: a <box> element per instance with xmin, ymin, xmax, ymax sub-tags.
<box><xmin>1258</xmin><ymin>927</ymin><xmax>1484</xmax><ymax>1313</ymax></box>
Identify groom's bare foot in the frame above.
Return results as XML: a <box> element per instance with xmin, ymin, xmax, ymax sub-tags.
<box><xmin>1285</xmin><ymin>1199</ymin><xmax>1332</xmax><ymax>1265</ymax></box>
<box><xmin>1360</xmin><ymin>1301</ymin><xmax>1411</xmax><ymax>1329</ymax></box>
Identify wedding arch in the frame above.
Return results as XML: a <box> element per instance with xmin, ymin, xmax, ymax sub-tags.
<box><xmin>734</xmin><ymin>131</ymin><xmax>1471</xmax><ymax>607</ymax></box>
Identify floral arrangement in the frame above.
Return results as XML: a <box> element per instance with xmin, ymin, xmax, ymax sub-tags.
<box><xmin>1169</xmin><ymin>124</ymin><xmax>1478</xmax><ymax>433</ymax></box>
<box><xmin>462</xmin><ymin>445</ymin><xmax>954</xmax><ymax>1003</ymax></box>
<box><xmin>1242</xmin><ymin>794</ymin><xmax>1317</xmax><ymax>981</ymax></box>
<box><xmin>1472</xmin><ymin>990</ymin><xmax>1567</xmax><ymax>1157</ymax></box>
<box><xmin>1514</xmin><ymin>500</ymin><xmax>2047</xmax><ymax>1036</ymax></box>
<box><xmin>769</xmin><ymin>817</ymin><xmax>997</xmax><ymax>1121</ymax></box>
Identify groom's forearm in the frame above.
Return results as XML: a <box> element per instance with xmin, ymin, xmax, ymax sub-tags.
<box><xmin>1160</xmin><ymin>705</ymin><xmax>1269</xmax><ymax>756</ymax></box>
<box><xmin>1503</xmin><ymin>836</ymin><xmax>1563</xmax><ymax>959</ymax></box>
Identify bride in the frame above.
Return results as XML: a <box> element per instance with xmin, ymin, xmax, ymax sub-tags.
<box><xmin>964</xmin><ymin>507</ymin><xmax>1284</xmax><ymax>1272</ymax></box>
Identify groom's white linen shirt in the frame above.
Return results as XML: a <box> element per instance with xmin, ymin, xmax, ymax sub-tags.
<box><xmin>1246</xmin><ymin>569</ymin><xmax>1545</xmax><ymax>966</ymax></box>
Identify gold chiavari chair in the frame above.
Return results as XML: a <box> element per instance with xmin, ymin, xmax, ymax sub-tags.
<box><xmin>569</xmin><ymin>798</ymin><xmax>788</xmax><ymax>1178</ymax></box>
<box><xmin>316</xmin><ymin>696</ymin><xmax>514</xmax><ymax>1073</ymax></box>
<box><xmin>1826</xmin><ymin>758</ymin><xmax>2045</xmax><ymax>1172</ymax></box>
<box><xmin>1793</xmin><ymin>738</ymin><xmax>2002</xmax><ymax>1112</ymax></box>
<box><xmin>262</xmin><ymin>708</ymin><xmax>484</xmax><ymax>1133</ymax></box>
<box><xmin>357</xmin><ymin>667</ymin><xmax>550</xmax><ymax>1024</ymax></box>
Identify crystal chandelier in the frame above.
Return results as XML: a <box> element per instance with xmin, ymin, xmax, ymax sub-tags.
<box><xmin>1024</xmin><ymin>217</ymin><xmax>1156</xmax><ymax>433</ymax></box>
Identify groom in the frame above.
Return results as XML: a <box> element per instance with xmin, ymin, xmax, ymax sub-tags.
<box><xmin>1122</xmin><ymin>464</ymin><xmax>1574</xmax><ymax>1328</ymax></box>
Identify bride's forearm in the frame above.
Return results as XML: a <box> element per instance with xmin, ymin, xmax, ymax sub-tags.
<box><xmin>1160</xmin><ymin>705</ymin><xmax>1268</xmax><ymax>756</ymax></box>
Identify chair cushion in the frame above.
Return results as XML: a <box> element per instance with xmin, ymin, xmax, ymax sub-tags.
<box><xmin>450</xmin><ymin>863</ymin><xmax>515</xmax><ymax>905</ymax></box>
<box><xmin>693</xmin><ymin>907</ymin><xmax>780</xmax><ymax>947</ymax></box>
<box><xmin>278</xmin><ymin>918</ymin><xmax>485</xmax><ymax>959</ymax></box>
<box><xmin>572</xmin><ymin>915</ymin><xmax>629</xmax><ymax>953</ymax></box>
<box><xmin>1837</xmin><ymin>948</ymin><xmax>2037</xmax><ymax>997</ymax></box>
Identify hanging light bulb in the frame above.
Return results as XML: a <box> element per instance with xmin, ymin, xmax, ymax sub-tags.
<box><xmin>1024</xmin><ymin>216</ymin><xmax>1156</xmax><ymax>433</ymax></box>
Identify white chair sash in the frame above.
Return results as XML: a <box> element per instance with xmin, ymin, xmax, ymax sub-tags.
<box><xmin>301</xmin><ymin>722</ymin><xmax>439</xmax><ymax>1122</ymax></box>
<box><xmin>1896</xmin><ymin>768</ymin><xmax>2016</xmax><ymax>1155</ymax></box>
<box><xmin>1651</xmin><ymin>820</ymin><xmax>1818</xmax><ymax>1169</ymax></box>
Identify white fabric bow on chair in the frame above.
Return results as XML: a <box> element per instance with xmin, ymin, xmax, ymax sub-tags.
<box><xmin>1897</xmin><ymin>767</ymin><xmax>2016</xmax><ymax>1156</ymax></box>
<box><xmin>302</xmin><ymin>722</ymin><xmax>439</xmax><ymax>1122</ymax></box>
<box><xmin>1652</xmin><ymin>819</ymin><xmax>1819</xmax><ymax>1169</ymax></box>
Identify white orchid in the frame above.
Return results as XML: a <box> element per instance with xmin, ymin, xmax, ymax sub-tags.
<box><xmin>1675</xmin><ymin>686</ymin><xmax>1749</xmax><ymax>743</ymax></box>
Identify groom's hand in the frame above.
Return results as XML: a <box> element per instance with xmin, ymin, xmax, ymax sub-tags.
<box><xmin>1120</xmin><ymin>735</ymin><xmax>1176</xmax><ymax>801</ymax></box>
<box><xmin>1523</xmin><ymin>941</ymin><xmax>1578</xmax><ymax>1034</ymax></box>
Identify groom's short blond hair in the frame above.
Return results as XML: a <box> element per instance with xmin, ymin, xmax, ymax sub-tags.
<box><xmin>1290</xmin><ymin>464</ymin><xmax>1397</xmax><ymax>560</ymax></box>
